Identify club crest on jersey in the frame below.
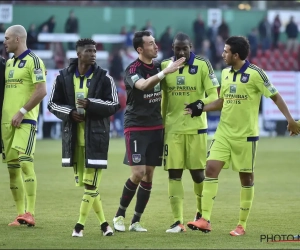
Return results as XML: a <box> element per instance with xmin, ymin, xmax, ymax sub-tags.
<box><xmin>18</xmin><ymin>60</ymin><xmax>26</xmax><ymax>68</ymax></box>
<box><xmin>86</xmin><ymin>79</ymin><xmax>91</xmax><ymax>88</ymax></box>
<box><xmin>132</xmin><ymin>154</ymin><xmax>141</xmax><ymax>163</ymax></box>
<box><xmin>189</xmin><ymin>65</ymin><xmax>198</xmax><ymax>74</ymax></box>
<box><xmin>240</xmin><ymin>73</ymin><xmax>250</xmax><ymax>83</ymax></box>
<box><xmin>177</xmin><ymin>76</ymin><xmax>185</xmax><ymax>85</ymax></box>
<box><xmin>230</xmin><ymin>84</ymin><xmax>237</xmax><ymax>93</ymax></box>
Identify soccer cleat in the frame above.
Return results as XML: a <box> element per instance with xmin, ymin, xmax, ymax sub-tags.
<box><xmin>72</xmin><ymin>229</ymin><xmax>83</xmax><ymax>237</ymax></box>
<box><xmin>129</xmin><ymin>222</ymin><xmax>147</xmax><ymax>232</ymax></box>
<box><xmin>17</xmin><ymin>212</ymin><xmax>35</xmax><ymax>227</ymax></box>
<box><xmin>8</xmin><ymin>216</ymin><xmax>22</xmax><ymax>226</ymax></box>
<box><xmin>230</xmin><ymin>225</ymin><xmax>245</xmax><ymax>236</ymax></box>
<box><xmin>166</xmin><ymin>221</ymin><xmax>186</xmax><ymax>233</ymax></box>
<box><xmin>187</xmin><ymin>217</ymin><xmax>211</xmax><ymax>233</ymax></box>
<box><xmin>102</xmin><ymin>225</ymin><xmax>114</xmax><ymax>236</ymax></box>
<box><xmin>113</xmin><ymin>216</ymin><xmax>125</xmax><ymax>232</ymax></box>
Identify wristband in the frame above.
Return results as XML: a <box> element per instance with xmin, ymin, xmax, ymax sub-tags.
<box><xmin>19</xmin><ymin>107</ymin><xmax>28</xmax><ymax>115</ymax></box>
<box><xmin>157</xmin><ymin>71</ymin><xmax>165</xmax><ymax>80</ymax></box>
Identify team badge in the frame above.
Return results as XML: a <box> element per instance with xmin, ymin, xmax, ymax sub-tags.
<box><xmin>189</xmin><ymin>65</ymin><xmax>198</xmax><ymax>74</ymax></box>
<box><xmin>86</xmin><ymin>79</ymin><xmax>91</xmax><ymax>88</ymax></box>
<box><xmin>18</xmin><ymin>60</ymin><xmax>26</xmax><ymax>68</ymax></box>
<box><xmin>176</xmin><ymin>76</ymin><xmax>185</xmax><ymax>85</ymax></box>
<box><xmin>132</xmin><ymin>154</ymin><xmax>141</xmax><ymax>163</ymax></box>
<box><xmin>229</xmin><ymin>84</ymin><xmax>237</xmax><ymax>93</ymax></box>
<box><xmin>240</xmin><ymin>73</ymin><xmax>250</xmax><ymax>83</ymax></box>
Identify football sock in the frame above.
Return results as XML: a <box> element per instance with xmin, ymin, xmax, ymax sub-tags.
<box><xmin>78</xmin><ymin>189</ymin><xmax>98</xmax><ymax>226</ymax></box>
<box><xmin>19</xmin><ymin>154</ymin><xmax>37</xmax><ymax>215</ymax></box>
<box><xmin>193</xmin><ymin>181</ymin><xmax>203</xmax><ymax>216</ymax></box>
<box><xmin>132</xmin><ymin>181</ymin><xmax>152</xmax><ymax>224</ymax></box>
<box><xmin>168</xmin><ymin>178</ymin><xmax>184</xmax><ymax>224</ymax></box>
<box><xmin>116</xmin><ymin>178</ymin><xmax>138</xmax><ymax>218</ymax></box>
<box><xmin>8</xmin><ymin>164</ymin><xmax>25</xmax><ymax>215</ymax></box>
<box><xmin>238</xmin><ymin>185</ymin><xmax>254</xmax><ymax>229</ymax></box>
<box><xmin>201</xmin><ymin>177</ymin><xmax>219</xmax><ymax>221</ymax></box>
<box><xmin>93</xmin><ymin>193</ymin><xmax>106</xmax><ymax>225</ymax></box>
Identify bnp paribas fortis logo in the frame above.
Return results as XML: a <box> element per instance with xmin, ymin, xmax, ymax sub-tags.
<box><xmin>177</xmin><ymin>76</ymin><xmax>185</xmax><ymax>85</ymax></box>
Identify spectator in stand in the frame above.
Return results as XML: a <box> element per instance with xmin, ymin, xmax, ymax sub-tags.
<box><xmin>218</xmin><ymin>18</ymin><xmax>230</xmax><ymax>41</ymax></box>
<box><xmin>125</xmin><ymin>25</ymin><xmax>136</xmax><ymax>50</ymax></box>
<box><xmin>285</xmin><ymin>16</ymin><xmax>299</xmax><ymax>53</ymax></box>
<box><xmin>200</xmin><ymin>39</ymin><xmax>212</xmax><ymax>62</ymax></box>
<box><xmin>109</xmin><ymin>47</ymin><xmax>124</xmax><ymax>85</ymax></box>
<box><xmin>65</xmin><ymin>10</ymin><xmax>79</xmax><ymax>50</ymax></box>
<box><xmin>159</xmin><ymin>26</ymin><xmax>173</xmax><ymax>60</ymax></box>
<box><xmin>39</xmin><ymin>15</ymin><xmax>56</xmax><ymax>33</ymax></box>
<box><xmin>258</xmin><ymin>16</ymin><xmax>272</xmax><ymax>52</ymax></box>
<box><xmin>193</xmin><ymin>14</ymin><xmax>206</xmax><ymax>54</ymax></box>
<box><xmin>37</xmin><ymin>25</ymin><xmax>49</xmax><ymax>50</ymax></box>
<box><xmin>120</xmin><ymin>26</ymin><xmax>127</xmax><ymax>35</ymax></box>
<box><xmin>27</xmin><ymin>24</ymin><xmax>38</xmax><ymax>50</ymax></box>
<box><xmin>0</xmin><ymin>23</ymin><xmax>5</xmax><ymax>32</ymax></box>
<box><xmin>142</xmin><ymin>20</ymin><xmax>156</xmax><ymax>37</ymax></box>
<box><xmin>272</xmin><ymin>14</ymin><xmax>281</xmax><ymax>49</ymax></box>
<box><xmin>247</xmin><ymin>28</ymin><xmax>258</xmax><ymax>58</ymax></box>
<box><xmin>206</xmin><ymin>19</ymin><xmax>219</xmax><ymax>67</ymax></box>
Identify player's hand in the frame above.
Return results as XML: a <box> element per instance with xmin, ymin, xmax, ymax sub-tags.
<box><xmin>77</xmin><ymin>98</ymin><xmax>90</xmax><ymax>109</ymax></box>
<box><xmin>11</xmin><ymin>111</ymin><xmax>24</xmax><ymax>128</ymax></box>
<box><xmin>184</xmin><ymin>100</ymin><xmax>204</xmax><ymax>118</ymax></box>
<box><xmin>288</xmin><ymin>120</ymin><xmax>300</xmax><ymax>136</ymax></box>
<box><xmin>71</xmin><ymin>110</ymin><xmax>85</xmax><ymax>123</ymax></box>
<box><xmin>163</xmin><ymin>57</ymin><xmax>186</xmax><ymax>74</ymax></box>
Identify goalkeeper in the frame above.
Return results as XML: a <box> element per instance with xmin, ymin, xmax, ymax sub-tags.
<box><xmin>160</xmin><ymin>32</ymin><xmax>219</xmax><ymax>233</ymax></box>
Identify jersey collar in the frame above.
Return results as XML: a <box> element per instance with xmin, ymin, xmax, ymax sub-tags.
<box><xmin>75</xmin><ymin>66</ymin><xmax>94</xmax><ymax>78</ymax></box>
<box><xmin>174</xmin><ymin>52</ymin><xmax>195</xmax><ymax>66</ymax></box>
<box><xmin>13</xmin><ymin>49</ymin><xmax>31</xmax><ymax>59</ymax></box>
<box><xmin>230</xmin><ymin>60</ymin><xmax>250</xmax><ymax>73</ymax></box>
<box><xmin>186</xmin><ymin>52</ymin><xmax>195</xmax><ymax>66</ymax></box>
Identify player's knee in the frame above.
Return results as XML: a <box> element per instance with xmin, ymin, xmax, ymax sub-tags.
<box><xmin>84</xmin><ymin>184</ymin><xmax>97</xmax><ymax>190</ymax></box>
<box><xmin>205</xmin><ymin>161</ymin><xmax>222</xmax><ymax>178</ymax></box>
<box><xmin>7</xmin><ymin>163</ymin><xmax>21</xmax><ymax>179</ymax></box>
<box><xmin>18</xmin><ymin>155</ymin><xmax>34</xmax><ymax>175</ymax></box>
<box><xmin>239</xmin><ymin>172</ymin><xmax>254</xmax><ymax>186</ymax></box>
<box><xmin>131</xmin><ymin>168</ymin><xmax>146</xmax><ymax>182</ymax></box>
<box><xmin>190</xmin><ymin>169</ymin><xmax>205</xmax><ymax>183</ymax></box>
<box><xmin>168</xmin><ymin>169</ymin><xmax>183</xmax><ymax>179</ymax></box>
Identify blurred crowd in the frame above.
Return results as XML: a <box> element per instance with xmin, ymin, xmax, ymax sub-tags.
<box><xmin>0</xmin><ymin>10</ymin><xmax>299</xmax><ymax>138</ymax></box>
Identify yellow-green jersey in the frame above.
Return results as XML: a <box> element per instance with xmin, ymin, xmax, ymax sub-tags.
<box><xmin>2</xmin><ymin>49</ymin><xmax>46</xmax><ymax>124</ymax></box>
<box><xmin>73</xmin><ymin>67</ymin><xmax>94</xmax><ymax>146</ymax></box>
<box><xmin>216</xmin><ymin>60</ymin><xmax>278</xmax><ymax>141</ymax></box>
<box><xmin>161</xmin><ymin>52</ymin><xmax>219</xmax><ymax>134</ymax></box>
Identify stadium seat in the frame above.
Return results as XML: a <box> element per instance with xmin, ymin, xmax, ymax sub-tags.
<box><xmin>273</xmin><ymin>49</ymin><xmax>280</xmax><ymax>60</ymax></box>
<box><xmin>256</xmin><ymin>49</ymin><xmax>263</xmax><ymax>58</ymax></box>
<box><xmin>264</xmin><ymin>49</ymin><xmax>271</xmax><ymax>59</ymax></box>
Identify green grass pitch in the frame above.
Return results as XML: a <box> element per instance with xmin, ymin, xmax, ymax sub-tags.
<box><xmin>0</xmin><ymin>137</ymin><xmax>299</xmax><ymax>249</ymax></box>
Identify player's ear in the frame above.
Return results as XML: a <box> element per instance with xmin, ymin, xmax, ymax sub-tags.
<box><xmin>137</xmin><ymin>46</ymin><xmax>143</xmax><ymax>54</ymax></box>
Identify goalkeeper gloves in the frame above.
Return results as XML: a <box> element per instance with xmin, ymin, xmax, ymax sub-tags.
<box><xmin>185</xmin><ymin>100</ymin><xmax>204</xmax><ymax>118</ymax></box>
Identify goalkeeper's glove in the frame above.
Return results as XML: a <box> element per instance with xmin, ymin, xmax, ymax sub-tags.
<box><xmin>185</xmin><ymin>100</ymin><xmax>204</xmax><ymax>118</ymax></box>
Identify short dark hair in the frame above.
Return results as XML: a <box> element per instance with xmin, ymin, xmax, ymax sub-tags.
<box><xmin>225</xmin><ymin>36</ymin><xmax>250</xmax><ymax>60</ymax></box>
<box><xmin>76</xmin><ymin>38</ymin><xmax>96</xmax><ymax>51</ymax></box>
<box><xmin>173</xmin><ymin>32</ymin><xmax>190</xmax><ymax>43</ymax></box>
<box><xmin>133</xmin><ymin>30</ymin><xmax>152</xmax><ymax>53</ymax></box>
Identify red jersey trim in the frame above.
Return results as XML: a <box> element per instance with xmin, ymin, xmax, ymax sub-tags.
<box><xmin>124</xmin><ymin>125</ymin><xmax>164</xmax><ymax>134</ymax></box>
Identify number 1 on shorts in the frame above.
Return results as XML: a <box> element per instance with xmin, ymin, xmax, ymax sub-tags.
<box><xmin>134</xmin><ymin>140</ymin><xmax>137</xmax><ymax>152</ymax></box>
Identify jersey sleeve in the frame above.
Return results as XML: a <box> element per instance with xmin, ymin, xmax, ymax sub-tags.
<box><xmin>219</xmin><ymin>69</ymin><xmax>225</xmax><ymax>98</ymax></box>
<box><xmin>254</xmin><ymin>68</ymin><xmax>278</xmax><ymax>98</ymax></box>
<box><xmin>30</xmin><ymin>57</ymin><xmax>46</xmax><ymax>84</ymax></box>
<box><xmin>124</xmin><ymin>66</ymin><xmax>144</xmax><ymax>89</ymax></box>
<box><xmin>201</xmin><ymin>59</ymin><xmax>220</xmax><ymax>91</ymax></box>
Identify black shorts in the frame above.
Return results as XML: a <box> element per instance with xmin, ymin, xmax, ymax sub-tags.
<box><xmin>123</xmin><ymin>129</ymin><xmax>164</xmax><ymax>166</ymax></box>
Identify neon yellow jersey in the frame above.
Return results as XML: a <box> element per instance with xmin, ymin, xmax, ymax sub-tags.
<box><xmin>216</xmin><ymin>60</ymin><xmax>278</xmax><ymax>141</ymax></box>
<box><xmin>161</xmin><ymin>53</ymin><xmax>219</xmax><ymax>134</ymax></box>
<box><xmin>2</xmin><ymin>49</ymin><xmax>46</xmax><ymax>123</ymax></box>
<box><xmin>73</xmin><ymin>67</ymin><xmax>93</xmax><ymax>146</ymax></box>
